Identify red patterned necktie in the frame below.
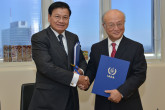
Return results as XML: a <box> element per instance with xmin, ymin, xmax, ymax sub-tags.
<box><xmin>111</xmin><ymin>43</ymin><xmax>116</xmax><ymax>57</ymax></box>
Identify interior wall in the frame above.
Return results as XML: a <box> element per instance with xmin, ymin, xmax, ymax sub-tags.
<box><xmin>0</xmin><ymin>63</ymin><xmax>36</xmax><ymax>110</ymax></box>
<box><xmin>0</xmin><ymin>63</ymin><xmax>165</xmax><ymax>110</ymax></box>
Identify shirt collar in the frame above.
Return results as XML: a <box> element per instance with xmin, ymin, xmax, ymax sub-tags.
<box><xmin>50</xmin><ymin>27</ymin><xmax>65</xmax><ymax>38</ymax></box>
<box><xmin>108</xmin><ymin>35</ymin><xmax>123</xmax><ymax>47</ymax></box>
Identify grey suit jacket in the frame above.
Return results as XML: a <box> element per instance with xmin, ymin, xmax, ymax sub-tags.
<box><xmin>28</xmin><ymin>27</ymin><xmax>87</xmax><ymax>110</ymax></box>
<box><xmin>86</xmin><ymin>36</ymin><xmax>147</xmax><ymax>110</ymax></box>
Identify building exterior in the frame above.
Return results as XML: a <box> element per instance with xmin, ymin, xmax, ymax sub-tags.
<box><xmin>1</xmin><ymin>21</ymin><xmax>32</xmax><ymax>61</ymax></box>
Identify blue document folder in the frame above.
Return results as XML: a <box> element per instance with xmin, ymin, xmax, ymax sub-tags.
<box><xmin>92</xmin><ymin>55</ymin><xmax>130</xmax><ymax>97</ymax></box>
<box><xmin>74</xmin><ymin>42</ymin><xmax>80</xmax><ymax>66</ymax></box>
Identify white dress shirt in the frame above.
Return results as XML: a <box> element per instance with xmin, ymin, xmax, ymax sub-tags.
<box><xmin>108</xmin><ymin>35</ymin><xmax>124</xmax><ymax>97</ymax></box>
<box><xmin>108</xmin><ymin>36</ymin><xmax>123</xmax><ymax>56</ymax></box>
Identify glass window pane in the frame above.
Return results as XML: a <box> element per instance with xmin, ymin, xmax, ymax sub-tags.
<box><xmin>54</xmin><ymin>0</ymin><xmax>100</xmax><ymax>56</ymax></box>
<box><xmin>0</xmin><ymin>0</ymin><xmax>41</xmax><ymax>61</ymax></box>
<box><xmin>111</xmin><ymin>0</ymin><xmax>153</xmax><ymax>53</ymax></box>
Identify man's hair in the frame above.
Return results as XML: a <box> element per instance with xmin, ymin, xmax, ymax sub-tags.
<box><xmin>48</xmin><ymin>1</ymin><xmax>71</xmax><ymax>16</ymax></box>
<box><xmin>102</xmin><ymin>9</ymin><xmax>126</xmax><ymax>24</ymax></box>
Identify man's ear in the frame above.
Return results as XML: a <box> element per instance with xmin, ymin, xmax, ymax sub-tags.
<box><xmin>48</xmin><ymin>14</ymin><xmax>51</xmax><ymax>22</ymax></box>
<box><xmin>102</xmin><ymin>23</ymin><xmax>106</xmax><ymax>29</ymax></box>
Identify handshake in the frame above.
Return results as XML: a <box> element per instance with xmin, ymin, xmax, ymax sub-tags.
<box><xmin>73</xmin><ymin>66</ymin><xmax>90</xmax><ymax>90</ymax></box>
<box><xmin>77</xmin><ymin>75</ymin><xmax>90</xmax><ymax>90</ymax></box>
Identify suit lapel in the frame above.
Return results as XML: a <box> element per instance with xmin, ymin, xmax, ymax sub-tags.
<box><xmin>101</xmin><ymin>38</ymin><xmax>109</xmax><ymax>56</ymax></box>
<box><xmin>65</xmin><ymin>31</ymin><xmax>75</xmax><ymax>70</ymax></box>
<box><xmin>65</xmin><ymin>32</ymin><xmax>74</xmax><ymax>58</ymax></box>
<box><xmin>115</xmin><ymin>36</ymin><xmax>128</xmax><ymax>59</ymax></box>
<box><xmin>47</xmin><ymin>27</ymin><xmax>68</xmax><ymax>57</ymax></box>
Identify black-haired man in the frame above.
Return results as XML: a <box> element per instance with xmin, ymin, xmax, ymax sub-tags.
<box><xmin>28</xmin><ymin>2</ymin><xmax>89</xmax><ymax>110</ymax></box>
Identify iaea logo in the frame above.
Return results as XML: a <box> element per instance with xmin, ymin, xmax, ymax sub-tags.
<box><xmin>107</xmin><ymin>67</ymin><xmax>117</xmax><ymax>79</ymax></box>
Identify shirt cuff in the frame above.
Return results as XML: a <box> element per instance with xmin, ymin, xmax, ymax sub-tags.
<box><xmin>121</xmin><ymin>94</ymin><xmax>123</xmax><ymax>98</ymax></box>
<box><xmin>70</xmin><ymin>73</ymin><xmax>79</xmax><ymax>87</ymax></box>
<box><xmin>79</xmin><ymin>68</ymin><xmax>84</xmax><ymax>75</ymax></box>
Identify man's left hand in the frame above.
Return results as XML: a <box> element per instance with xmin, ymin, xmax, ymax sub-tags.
<box><xmin>105</xmin><ymin>89</ymin><xmax>122</xmax><ymax>103</ymax></box>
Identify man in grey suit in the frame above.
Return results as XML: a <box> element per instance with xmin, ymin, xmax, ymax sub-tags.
<box><xmin>28</xmin><ymin>2</ymin><xmax>89</xmax><ymax>110</ymax></box>
<box><xmin>84</xmin><ymin>9</ymin><xmax>147</xmax><ymax>110</ymax></box>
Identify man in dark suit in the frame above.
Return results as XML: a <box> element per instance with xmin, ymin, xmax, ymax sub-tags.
<box><xmin>28</xmin><ymin>2</ymin><xmax>89</xmax><ymax>110</ymax></box>
<box><xmin>85</xmin><ymin>9</ymin><xmax>147</xmax><ymax>110</ymax></box>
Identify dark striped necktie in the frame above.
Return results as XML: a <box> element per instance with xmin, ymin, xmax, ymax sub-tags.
<box><xmin>58</xmin><ymin>34</ymin><xmax>64</xmax><ymax>48</ymax></box>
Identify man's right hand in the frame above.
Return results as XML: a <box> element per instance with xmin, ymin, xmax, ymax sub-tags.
<box><xmin>77</xmin><ymin>75</ymin><xmax>90</xmax><ymax>90</ymax></box>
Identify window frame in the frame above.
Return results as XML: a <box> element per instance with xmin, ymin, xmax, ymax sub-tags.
<box><xmin>101</xmin><ymin>0</ymin><xmax>163</xmax><ymax>62</ymax></box>
<box><xmin>0</xmin><ymin>0</ymin><xmax>164</xmax><ymax>64</ymax></box>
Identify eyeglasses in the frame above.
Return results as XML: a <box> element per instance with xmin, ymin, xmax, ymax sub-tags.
<box><xmin>54</xmin><ymin>15</ymin><xmax>69</xmax><ymax>21</ymax></box>
<box><xmin>104</xmin><ymin>22</ymin><xmax>124</xmax><ymax>30</ymax></box>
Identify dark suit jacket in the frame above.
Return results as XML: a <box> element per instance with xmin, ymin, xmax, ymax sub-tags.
<box><xmin>28</xmin><ymin>27</ymin><xmax>87</xmax><ymax>110</ymax></box>
<box><xmin>86</xmin><ymin>36</ymin><xmax>147</xmax><ymax>110</ymax></box>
